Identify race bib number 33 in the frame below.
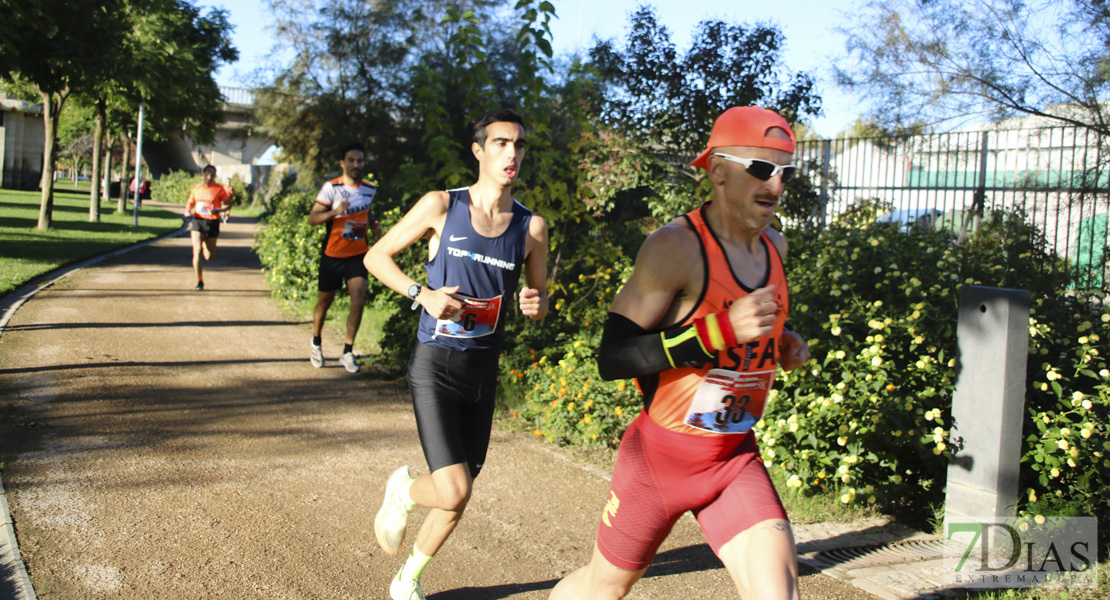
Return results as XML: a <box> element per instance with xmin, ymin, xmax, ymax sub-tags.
<box><xmin>685</xmin><ymin>368</ymin><xmax>775</xmax><ymax>434</ymax></box>
<box><xmin>433</xmin><ymin>295</ymin><xmax>502</xmax><ymax>338</ymax></box>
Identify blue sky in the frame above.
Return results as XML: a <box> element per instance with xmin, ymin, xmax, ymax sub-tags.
<box><xmin>210</xmin><ymin>0</ymin><xmax>859</xmax><ymax>137</ymax></box>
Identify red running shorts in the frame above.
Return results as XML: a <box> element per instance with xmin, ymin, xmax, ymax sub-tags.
<box><xmin>596</xmin><ymin>411</ymin><xmax>788</xmax><ymax>571</ymax></box>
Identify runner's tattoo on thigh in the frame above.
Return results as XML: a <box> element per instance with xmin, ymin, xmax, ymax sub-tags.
<box><xmin>761</xmin><ymin>520</ymin><xmax>791</xmax><ymax>533</ymax></box>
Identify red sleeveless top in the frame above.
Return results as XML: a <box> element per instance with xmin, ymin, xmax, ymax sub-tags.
<box><xmin>638</xmin><ymin>204</ymin><xmax>790</xmax><ymax>440</ymax></box>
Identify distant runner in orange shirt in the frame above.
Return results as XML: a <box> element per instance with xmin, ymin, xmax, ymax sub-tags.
<box><xmin>183</xmin><ymin>165</ymin><xmax>233</xmax><ymax>291</ymax></box>
<box><xmin>307</xmin><ymin>142</ymin><xmax>382</xmax><ymax>373</ymax></box>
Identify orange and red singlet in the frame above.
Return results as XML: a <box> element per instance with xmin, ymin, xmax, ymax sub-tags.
<box><xmin>637</xmin><ymin>204</ymin><xmax>790</xmax><ymax>440</ymax></box>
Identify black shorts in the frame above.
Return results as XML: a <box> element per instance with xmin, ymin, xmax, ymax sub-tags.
<box><xmin>317</xmin><ymin>253</ymin><xmax>369</xmax><ymax>292</ymax></box>
<box><xmin>407</xmin><ymin>342</ymin><xmax>500</xmax><ymax>477</ymax></box>
<box><xmin>189</xmin><ymin>218</ymin><xmax>220</xmax><ymax>238</ymax></box>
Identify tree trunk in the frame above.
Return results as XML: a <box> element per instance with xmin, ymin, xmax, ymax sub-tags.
<box><xmin>37</xmin><ymin>90</ymin><xmax>65</xmax><ymax>231</ymax></box>
<box><xmin>88</xmin><ymin>99</ymin><xmax>105</xmax><ymax>222</ymax></box>
<box><xmin>118</xmin><ymin>136</ymin><xmax>131</xmax><ymax>212</ymax></box>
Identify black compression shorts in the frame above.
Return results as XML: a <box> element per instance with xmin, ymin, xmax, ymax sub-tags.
<box><xmin>189</xmin><ymin>218</ymin><xmax>220</xmax><ymax>238</ymax></box>
<box><xmin>317</xmin><ymin>253</ymin><xmax>369</xmax><ymax>292</ymax></box>
<box><xmin>407</xmin><ymin>342</ymin><xmax>500</xmax><ymax>477</ymax></box>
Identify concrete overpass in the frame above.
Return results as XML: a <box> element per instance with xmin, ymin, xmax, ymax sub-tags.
<box><xmin>144</xmin><ymin>86</ymin><xmax>284</xmax><ymax>185</ymax></box>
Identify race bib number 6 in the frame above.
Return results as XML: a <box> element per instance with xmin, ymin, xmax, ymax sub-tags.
<box><xmin>433</xmin><ymin>295</ymin><xmax>502</xmax><ymax>338</ymax></box>
<box><xmin>685</xmin><ymin>368</ymin><xmax>775</xmax><ymax>434</ymax></box>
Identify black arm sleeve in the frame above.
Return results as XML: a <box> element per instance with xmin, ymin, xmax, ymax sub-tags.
<box><xmin>597</xmin><ymin>312</ymin><xmax>715</xmax><ymax>381</ymax></box>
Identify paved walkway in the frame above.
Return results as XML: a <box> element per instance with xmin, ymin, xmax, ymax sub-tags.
<box><xmin>0</xmin><ymin>210</ymin><xmax>946</xmax><ymax>600</ymax></box>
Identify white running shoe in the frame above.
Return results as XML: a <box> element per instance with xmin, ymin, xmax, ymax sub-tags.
<box><xmin>310</xmin><ymin>343</ymin><xmax>324</xmax><ymax>368</ymax></box>
<box><xmin>339</xmin><ymin>351</ymin><xmax>360</xmax><ymax>373</ymax></box>
<box><xmin>375</xmin><ymin>466</ymin><xmax>415</xmax><ymax>555</ymax></box>
<box><xmin>389</xmin><ymin>570</ymin><xmax>426</xmax><ymax>600</ymax></box>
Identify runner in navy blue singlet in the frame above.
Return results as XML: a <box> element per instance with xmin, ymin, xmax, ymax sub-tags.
<box><xmin>364</xmin><ymin>108</ymin><xmax>549</xmax><ymax>600</ymax></box>
<box><xmin>416</xmin><ymin>187</ymin><xmax>532</xmax><ymax>351</ymax></box>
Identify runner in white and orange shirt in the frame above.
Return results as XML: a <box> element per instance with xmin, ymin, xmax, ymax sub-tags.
<box><xmin>183</xmin><ymin>165</ymin><xmax>233</xmax><ymax>291</ymax></box>
<box><xmin>307</xmin><ymin>141</ymin><xmax>382</xmax><ymax>373</ymax></box>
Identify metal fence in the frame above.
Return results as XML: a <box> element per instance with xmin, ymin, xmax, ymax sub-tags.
<box><xmin>794</xmin><ymin>126</ymin><xmax>1110</xmax><ymax>292</ymax></box>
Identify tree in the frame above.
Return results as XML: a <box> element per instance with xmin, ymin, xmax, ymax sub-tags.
<box><xmin>122</xmin><ymin>0</ymin><xmax>238</xmax><ymax>147</ymax></box>
<box><xmin>57</xmin><ymin>103</ymin><xmax>96</xmax><ymax>178</ymax></box>
<box><xmin>835</xmin><ymin>0</ymin><xmax>1110</xmax><ymax>134</ymax></box>
<box><xmin>577</xmin><ymin>6</ymin><xmax>821</xmax><ymax>221</ymax></box>
<box><xmin>0</xmin><ymin>0</ymin><xmax>236</xmax><ymax>229</ymax></box>
<box><xmin>255</xmin><ymin>0</ymin><xmax>504</xmax><ymax>177</ymax></box>
<box><xmin>586</xmin><ymin>6</ymin><xmax>821</xmax><ymax>162</ymax></box>
<box><xmin>0</xmin><ymin>0</ymin><xmax>124</xmax><ymax>229</ymax></box>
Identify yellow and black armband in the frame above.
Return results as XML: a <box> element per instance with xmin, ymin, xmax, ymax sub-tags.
<box><xmin>597</xmin><ymin>312</ymin><xmax>737</xmax><ymax>381</ymax></box>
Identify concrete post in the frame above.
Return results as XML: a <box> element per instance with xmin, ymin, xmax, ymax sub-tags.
<box><xmin>945</xmin><ymin>285</ymin><xmax>1031</xmax><ymax>522</ymax></box>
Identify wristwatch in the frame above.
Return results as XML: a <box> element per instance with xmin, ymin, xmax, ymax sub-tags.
<box><xmin>407</xmin><ymin>283</ymin><xmax>422</xmax><ymax>310</ymax></box>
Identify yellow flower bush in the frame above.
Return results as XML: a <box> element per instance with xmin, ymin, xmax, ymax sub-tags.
<box><xmin>764</xmin><ymin>200</ymin><xmax>1110</xmax><ymax>525</ymax></box>
<box><xmin>514</xmin><ymin>338</ymin><xmax>640</xmax><ymax>447</ymax></box>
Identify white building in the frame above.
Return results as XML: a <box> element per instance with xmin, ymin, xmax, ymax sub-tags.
<box><xmin>0</xmin><ymin>93</ymin><xmax>44</xmax><ymax>191</ymax></box>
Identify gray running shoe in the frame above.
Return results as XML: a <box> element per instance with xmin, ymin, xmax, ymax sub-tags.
<box><xmin>339</xmin><ymin>351</ymin><xmax>360</xmax><ymax>373</ymax></box>
<box><xmin>375</xmin><ymin>466</ymin><xmax>415</xmax><ymax>555</ymax></box>
<box><xmin>389</xmin><ymin>570</ymin><xmax>425</xmax><ymax>600</ymax></box>
<box><xmin>310</xmin><ymin>343</ymin><xmax>324</xmax><ymax>368</ymax></box>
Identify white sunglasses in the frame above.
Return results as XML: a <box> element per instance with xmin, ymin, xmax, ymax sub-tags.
<box><xmin>711</xmin><ymin>153</ymin><xmax>797</xmax><ymax>182</ymax></box>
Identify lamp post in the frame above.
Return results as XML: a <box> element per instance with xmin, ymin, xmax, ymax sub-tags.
<box><xmin>131</xmin><ymin>101</ymin><xmax>145</xmax><ymax>226</ymax></box>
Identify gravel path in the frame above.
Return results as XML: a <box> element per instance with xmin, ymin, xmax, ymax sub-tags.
<box><xmin>0</xmin><ymin>211</ymin><xmax>879</xmax><ymax>599</ymax></box>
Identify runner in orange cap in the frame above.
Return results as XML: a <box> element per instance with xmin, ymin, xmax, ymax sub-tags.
<box><xmin>551</xmin><ymin>106</ymin><xmax>811</xmax><ymax>600</ymax></box>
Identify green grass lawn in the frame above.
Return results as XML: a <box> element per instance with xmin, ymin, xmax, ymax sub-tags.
<box><xmin>52</xmin><ymin>177</ymin><xmax>93</xmax><ymax>193</ymax></box>
<box><xmin>0</xmin><ymin>187</ymin><xmax>181</xmax><ymax>296</ymax></box>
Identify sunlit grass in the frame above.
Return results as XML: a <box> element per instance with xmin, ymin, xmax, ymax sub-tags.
<box><xmin>0</xmin><ymin>188</ymin><xmax>181</xmax><ymax>296</ymax></box>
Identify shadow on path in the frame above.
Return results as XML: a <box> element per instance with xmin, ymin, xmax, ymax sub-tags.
<box><xmin>5</xmin><ymin>319</ymin><xmax>308</xmax><ymax>333</ymax></box>
<box><xmin>429</xmin><ymin>579</ymin><xmax>560</xmax><ymax>600</ymax></box>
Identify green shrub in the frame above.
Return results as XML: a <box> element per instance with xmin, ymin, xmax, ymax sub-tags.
<box><xmin>763</xmin><ymin>200</ymin><xmax>968</xmax><ymax>520</ymax></box>
<box><xmin>228</xmin><ymin>173</ymin><xmax>249</xmax><ymax>207</ymax></box>
<box><xmin>504</xmin><ymin>196</ymin><xmax>650</xmax><ymax>446</ymax></box>
<box><xmin>507</xmin><ymin>164</ymin><xmax>832</xmax><ymax>447</ymax></box>
<box><xmin>151</xmin><ymin>170</ymin><xmax>200</xmax><ymax>204</ymax></box>
<box><xmin>252</xmin><ymin>189</ymin><xmax>325</xmax><ymax>305</ymax></box>
<box><xmin>151</xmin><ymin>170</ymin><xmax>249</xmax><ymax>207</ymax></box>
<box><xmin>365</xmin><ymin>202</ymin><xmax>423</xmax><ymax>373</ymax></box>
<box><xmin>507</xmin><ymin>195</ymin><xmax>1110</xmax><ymax>529</ymax></box>
<box><xmin>254</xmin><ymin>170</ymin><xmax>298</xmax><ymax>214</ymax></box>
<box><xmin>511</xmin><ymin>336</ymin><xmax>642</xmax><ymax>447</ymax></box>
<box><xmin>762</xmin><ymin>200</ymin><xmax>1104</xmax><ymax>526</ymax></box>
<box><xmin>1020</xmin><ymin>295</ymin><xmax>1110</xmax><ymax>527</ymax></box>
<box><xmin>508</xmin><ymin>254</ymin><xmax>640</xmax><ymax>447</ymax></box>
